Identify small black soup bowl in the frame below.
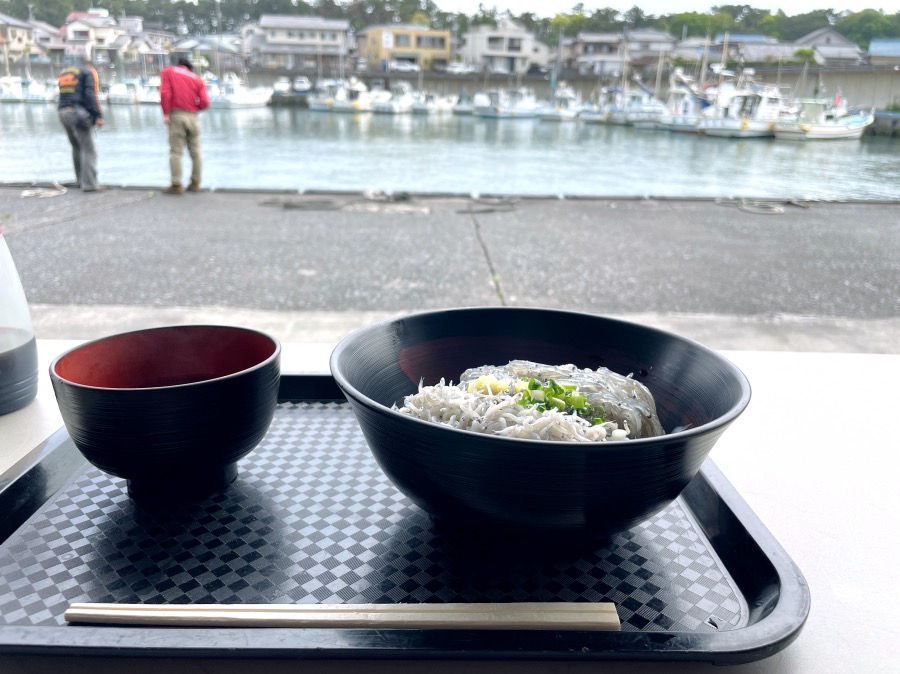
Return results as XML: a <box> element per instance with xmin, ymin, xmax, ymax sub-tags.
<box><xmin>330</xmin><ymin>307</ymin><xmax>751</xmax><ymax>544</ymax></box>
<box><xmin>50</xmin><ymin>325</ymin><xmax>281</xmax><ymax>506</ymax></box>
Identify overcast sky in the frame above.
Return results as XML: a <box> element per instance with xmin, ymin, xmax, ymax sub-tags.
<box><xmin>441</xmin><ymin>1</ymin><xmax>900</xmax><ymax>17</ymax></box>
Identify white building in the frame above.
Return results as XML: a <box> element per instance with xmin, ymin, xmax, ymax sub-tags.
<box><xmin>63</xmin><ymin>9</ymin><xmax>125</xmax><ymax>62</ymax></box>
<box><xmin>244</xmin><ymin>15</ymin><xmax>351</xmax><ymax>71</ymax></box>
<box><xmin>28</xmin><ymin>19</ymin><xmax>65</xmax><ymax>62</ymax></box>
<box><xmin>572</xmin><ymin>29</ymin><xmax>676</xmax><ymax>76</ymax></box>
<box><xmin>458</xmin><ymin>17</ymin><xmax>549</xmax><ymax>75</ymax></box>
<box><xmin>0</xmin><ymin>12</ymin><xmax>35</xmax><ymax>63</ymax></box>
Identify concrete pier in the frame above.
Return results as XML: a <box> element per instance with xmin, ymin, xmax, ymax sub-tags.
<box><xmin>2</xmin><ymin>185</ymin><xmax>898</xmax><ymax>354</ymax></box>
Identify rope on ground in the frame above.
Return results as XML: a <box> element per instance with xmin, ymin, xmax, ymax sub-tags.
<box><xmin>258</xmin><ymin>190</ymin><xmax>413</xmax><ymax>211</ymax></box>
<box><xmin>713</xmin><ymin>197</ymin><xmax>785</xmax><ymax>215</ymax></box>
<box><xmin>20</xmin><ymin>182</ymin><xmax>67</xmax><ymax>199</ymax></box>
<box><xmin>456</xmin><ymin>197</ymin><xmax>520</xmax><ymax>214</ymax></box>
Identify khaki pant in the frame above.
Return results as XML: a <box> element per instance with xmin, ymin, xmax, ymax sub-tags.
<box><xmin>168</xmin><ymin>110</ymin><xmax>202</xmax><ymax>186</ymax></box>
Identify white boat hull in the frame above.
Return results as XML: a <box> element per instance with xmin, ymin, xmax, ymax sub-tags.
<box><xmin>699</xmin><ymin>119</ymin><xmax>775</xmax><ymax>138</ymax></box>
<box><xmin>659</xmin><ymin>114</ymin><xmax>702</xmax><ymax>133</ymax></box>
<box><xmin>773</xmin><ymin>116</ymin><xmax>873</xmax><ymax>141</ymax></box>
<box><xmin>579</xmin><ymin>110</ymin><xmax>608</xmax><ymax>124</ymax></box>
<box><xmin>474</xmin><ymin>108</ymin><xmax>537</xmax><ymax>119</ymax></box>
<box><xmin>539</xmin><ymin>109</ymin><xmax>579</xmax><ymax>122</ymax></box>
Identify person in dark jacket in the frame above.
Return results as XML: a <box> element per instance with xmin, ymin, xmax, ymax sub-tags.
<box><xmin>57</xmin><ymin>58</ymin><xmax>104</xmax><ymax>192</ymax></box>
<box><xmin>160</xmin><ymin>57</ymin><xmax>210</xmax><ymax>194</ymax></box>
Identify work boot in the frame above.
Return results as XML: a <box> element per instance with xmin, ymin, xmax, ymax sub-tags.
<box><xmin>162</xmin><ymin>183</ymin><xmax>184</xmax><ymax>195</ymax></box>
<box><xmin>186</xmin><ymin>180</ymin><xmax>201</xmax><ymax>193</ymax></box>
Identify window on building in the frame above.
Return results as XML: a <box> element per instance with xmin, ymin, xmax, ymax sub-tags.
<box><xmin>487</xmin><ymin>37</ymin><xmax>503</xmax><ymax>50</ymax></box>
<box><xmin>416</xmin><ymin>36</ymin><xmax>446</xmax><ymax>49</ymax></box>
<box><xmin>74</xmin><ymin>30</ymin><xmax>89</xmax><ymax>40</ymax></box>
<box><xmin>288</xmin><ymin>31</ymin><xmax>296</xmax><ymax>38</ymax></box>
<box><xmin>508</xmin><ymin>38</ymin><xmax>522</xmax><ymax>52</ymax></box>
<box><xmin>395</xmin><ymin>34</ymin><xmax>410</xmax><ymax>47</ymax></box>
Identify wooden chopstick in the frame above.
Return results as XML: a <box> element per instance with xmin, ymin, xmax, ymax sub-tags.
<box><xmin>65</xmin><ymin>601</ymin><xmax>620</xmax><ymax>631</ymax></box>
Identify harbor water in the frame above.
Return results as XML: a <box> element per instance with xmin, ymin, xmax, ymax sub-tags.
<box><xmin>2</xmin><ymin>102</ymin><xmax>899</xmax><ymax>200</ymax></box>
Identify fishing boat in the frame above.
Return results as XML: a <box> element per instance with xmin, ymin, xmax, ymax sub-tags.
<box><xmin>606</xmin><ymin>89</ymin><xmax>657</xmax><ymax>126</ymax></box>
<box><xmin>307</xmin><ymin>79</ymin><xmax>342</xmax><ymax>111</ymax></box>
<box><xmin>773</xmin><ymin>99</ymin><xmax>875</xmax><ymax>140</ymax></box>
<box><xmin>411</xmin><ymin>91</ymin><xmax>454</xmax><ymax>115</ymax></box>
<box><xmin>106</xmin><ymin>78</ymin><xmax>143</xmax><ymax>105</ymax></box>
<box><xmin>579</xmin><ymin>88</ymin><xmax>616</xmax><ymax>124</ymax></box>
<box><xmin>625</xmin><ymin>75</ymin><xmax>666</xmax><ymax>129</ymax></box>
<box><xmin>137</xmin><ymin>76</ymin><xmax>161</xmax><ymax>105</ymax></box>
<box><xmin>537</xmin><ymin>83</ymin><xmax>581</xmax><ymax>122</ymax></box>
<box><xmin>625</xmin><ymin>96</ymin><xmax>666</xmax><ymax>129</ymax></box>
<box><xmin>208</xmin><ymin>72</ymin><xmax>270</xmax><ymax>109</ymax></box>
<box><xmin>452</xmin><ymin>90</ymin><xmax>475</xmax><ymax>115</ymax></box>
<box><xmin>327</xmin><ymin>78</ymin><xmax>374</xmax><ymax>113</ymax></box>
<box><xmin>372</xmin><ymin>80</ymin><xmax>415</xmax><ymax>114</ymax></box>
<box><xmin>698</xmin><ymin>80</ymin><xmax>786</xmax><ymax>138</ymax></box>
<box><xmin>0</xmin><ymin>76</ymin><xmax>57</xmax><ymax>103</ymax></box>
<box><xmin>654</xmin><ymin>70</ymin><xmax>710</xmax><ymax>133</ymax></box>
<box><xmin>473</xmin><ymin>87</ymin><xmax>540</xmax><ymax>119</ymax></box>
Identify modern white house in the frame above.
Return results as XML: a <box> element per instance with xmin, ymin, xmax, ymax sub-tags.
<box><xmin>27</xmin><ymin>19</ymin><xmax>66</xmax><ymax>62</ymax></box>
<box><xmin>571</xmin><ymin>29</ymin><xmax>676</xmax><ymax>75</ymax></box>
<box><xmin>243</xmin><ymin>15</ymin><xmax>351</xmax><ymax>72</ymax></box>
<box><xmin>0</xmin><ymin>12</ymin><xmax>35</xmax><ymax>63</ymax></box>
<box><xmin>458</xmin><ymin>17</ymin><xmax>550</xmax><ymax>75</ymax></box>
<box><xmin>62</xmin><ymin>9</ymin><xmax>125</xmax><ymax>62</ymax></box>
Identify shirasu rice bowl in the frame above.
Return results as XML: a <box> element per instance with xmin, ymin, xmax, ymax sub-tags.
<box><xmin>395</xmin><ymin>359</ymin><xmax>664</xmax><ymax>442</ymax></box>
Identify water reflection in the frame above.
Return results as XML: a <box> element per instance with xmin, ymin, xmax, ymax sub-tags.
<box><xmin>1</xmin><ymin>103</ymin><xmax>897</xmax><ymax>199</ymax></box>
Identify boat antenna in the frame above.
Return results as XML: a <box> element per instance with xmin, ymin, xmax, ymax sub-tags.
<box><xmin>715</xmin><ymin>31</ymin><xmax>729</xmax><ymax>112</ymax></box>
<box><xmin>699</xmin><ymin>32</ymin><xmax>709</xmax><ymax>88</ymax></box>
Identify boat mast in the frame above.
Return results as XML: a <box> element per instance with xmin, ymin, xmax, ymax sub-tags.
<box><xmin>654</xmin><ymin>43</ymin><xmax>664</xmax><ymax>100</ymax></box>
<box><xmin>699</xmin><ymin>33</ymin><xmax>709</xmax><ymax>88</ymax></box>
<box><xmin>714</xmin><ymin>31</ymin><xmax>729</xmax><ymax>112</ymax></box>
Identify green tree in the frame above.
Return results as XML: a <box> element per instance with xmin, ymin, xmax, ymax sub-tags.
<box><xmin>469</xmin><ymin>4</ymin><xmax>498</xmax><ymax>27</ymax></box>
<box><xmin>776</xmin><ymin>10</ymin><xmax>837</xmax><ymax>41</ymax></box>
<box><xmin>792</xmin><ymin>47</ymin><xmax>816</xmax><ymax>63</ymax></box>
<box><xmin>835</xmin><ymin>9</ymin><xmax>895</xmax><ymax>49</ymax></box>
<box><xmin>583</xmin><ymin>8</ymin><xmax>624</xmax><ymax>33</ymax></box>
<box><xmin>623</xmin><ymin>5</ymin><xmax>652</xmax><ymax>28</ymax></box>
<box><xmin>664</xmin><ymin>12</ymin><xmax>735</xmax><ymax>39</ymax></box>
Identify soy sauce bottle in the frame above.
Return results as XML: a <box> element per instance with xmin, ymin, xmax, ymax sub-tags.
<box><xmin>0</xmin><ymin>227</ymin><xmax>38</xmax><ymax>415</ymax></box>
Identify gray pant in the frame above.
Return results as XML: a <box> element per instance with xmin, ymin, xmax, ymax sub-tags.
<box><xmin>168</xmin><ymin>110</ymin><xmax>202</xmax><ymax>186</ymax></box>
<box><xmin>59</xmin><ymin>107</ymin><xmax>99</xmax><ymax>191</ymax></box>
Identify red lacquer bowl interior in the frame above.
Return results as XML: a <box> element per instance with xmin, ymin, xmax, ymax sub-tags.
<box><xmin>54</xmin><ymin>325</ymin><xmax>279</xmax><ymax>389</ymax></box>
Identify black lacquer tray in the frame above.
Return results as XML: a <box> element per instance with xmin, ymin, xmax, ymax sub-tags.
<box><xmin>0</xmin><ymin>374</ymin><xmax>809</xmax><ymax>664</ymax></box>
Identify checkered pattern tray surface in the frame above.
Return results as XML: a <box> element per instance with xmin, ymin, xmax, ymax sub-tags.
<box><xmin>0</xmin><ymin>401</ymin><xmax>745</xmax><ymax>632</ymax></box>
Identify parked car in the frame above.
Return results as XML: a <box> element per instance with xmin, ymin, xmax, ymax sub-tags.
<box><xmin>446</xmin><ymin>62</ymin><xmax>479</xmax><ymax>75</ymax></box>
<box><xmin>389</xmin><ymin>60</ymin><xmax>420</xmax><ymax>73</ymax></box>
<box><xmin>17</xmin><ymin>54</ymin><xmax>52</xmax><ymax>65</ymax></box>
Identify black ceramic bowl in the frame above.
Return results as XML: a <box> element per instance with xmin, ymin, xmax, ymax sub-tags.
<box><xmin>50</xmin><ymin>325</ymin><xmax>281</xmax><ymax>506</ymax></box>
<box><xmin>330</xmin><ymin>307</ymin><xmax>751</xmax><ymax>543</ymax></box>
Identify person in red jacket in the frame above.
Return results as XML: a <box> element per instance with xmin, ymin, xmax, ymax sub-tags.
<box><xmin>160</xmin><ymin>57</ymin><xmax>210</xmax><ymax>194</ymax></box>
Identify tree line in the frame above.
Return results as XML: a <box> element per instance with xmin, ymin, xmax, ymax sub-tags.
<box><xmin>2</xmin><ymin>1</ymin><xmax>898</xmax><ymax>49</ymax></box>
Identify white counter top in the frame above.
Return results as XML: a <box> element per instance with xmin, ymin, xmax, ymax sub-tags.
<box><xmin>2</xmin><ymin>341</ymin><xmax>899</xmax><ymax>674</ymax></box>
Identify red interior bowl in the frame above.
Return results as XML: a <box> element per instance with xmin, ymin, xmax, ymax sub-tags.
<box><xmin>50</xmin><ymin>325</ymin><xmax>281</xmax><ymax>507</ymax></box>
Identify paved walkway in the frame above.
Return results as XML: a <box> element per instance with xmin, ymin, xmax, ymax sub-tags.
<box><xmin>3</xmin><ymin>184</ymin><xmax>898</xmax><ymax>353</ymax></box>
